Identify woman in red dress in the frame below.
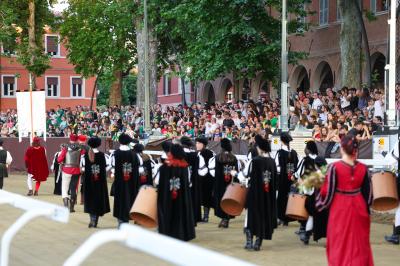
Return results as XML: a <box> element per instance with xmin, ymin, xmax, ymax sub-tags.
<box><xmin>316</xmin><ymin>135</ymin><xmax>373</xmax><ymax>266</ymax></box>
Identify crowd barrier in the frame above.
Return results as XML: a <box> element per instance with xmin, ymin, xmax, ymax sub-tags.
<box><xmin>64</xmin><ymin>224</ymin><xmax>253</xmax><ymax>266</ymax></box>
<box><xmin>1</xmin><ymin>137</ymin><xmax>378</xmax><ymax>172</ymax></box>
<box><xmin>0</xmin><ymin>190</ymin><xmax>69</xmax><ymax>266</ymax></box>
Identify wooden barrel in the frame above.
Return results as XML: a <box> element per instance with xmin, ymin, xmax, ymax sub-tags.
<box><xmin>130</xmin><ymin>185</ymin><xmax>158</xmax><ymax>228</ymax></box>
<box><xmin>220</xmin><ymin>183</ymin><xmax>248</xmax><ymax>216</ymax></box>
<box><xmin>371</xmin><ymin>171</ymin><xmax>399</xmax><ymax>211</ymax></box>
<box><xmin>285</xmin><ymin>193</ymin><xmax>309</xmax><ymax>221</ymax></box>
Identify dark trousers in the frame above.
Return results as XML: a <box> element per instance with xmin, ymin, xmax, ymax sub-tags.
<box><xmin>0</xmin><ymin>177</ymin><xmax>3</xmax><ymax>189</ymax></box>
<box><xmin>68</xmin><ymin>174</ymin><xmax>80</xmax><ymax>199</ymax></box>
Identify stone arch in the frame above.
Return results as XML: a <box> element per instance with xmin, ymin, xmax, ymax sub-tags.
<box><xmin>241</xmin><ymin>78</ymin><xmax>251</xmax><ymax>100</ymax></box>
<box><xmin>203</xmin><ymin>82</ymin><xmax>215</xmax><ymax>104</ymax></box>
<box><xmin>220</xmin><ymin>78</ymin><xmax>233</xmax><ymax>102</ymax></box>
<box><xmin>371</xmin><ymin>52</ymin><xmax>386</xmax><ymax>89</ymax></box>
<box><xmin>290</xmin><ymin>65</ymin><xmax>310</xmax><ymax>93</ymax></box>
<box><xmin>314</xmin><ymin>61</ymin><xmax>334</xmax><ymax>94</ymax></box>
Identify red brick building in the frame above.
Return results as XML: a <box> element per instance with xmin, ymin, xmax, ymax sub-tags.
<box><xmin>0</xmin><ymin>33</ymin><xmax>96</xmax><ymax>110</ymax></box>
<box><xmin>158</xmin><ymin>0</ymin><xmax>399</xmax><ymax>105</ymax></box>
<box><xmin>157</xmin><ymin>74</ymin><xmax>195</xmax><ymax>106</ymax></box>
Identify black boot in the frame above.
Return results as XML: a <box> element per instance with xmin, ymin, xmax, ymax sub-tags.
<box><xmin>218</xmin><ymin>219</ymin><xmax>224</xmax><ymax>228</ymax></box>
<box><xmin>222</xmin><ymin>219</ymin><xmax>229</xmax><ymax>228</ymax></box>
<box><xmin>295</xmin><ymin>223</ymin><xmax>306</xmax><ymax>235</ymax></box>
<box><xmin>70</xmin><ymin>197</ymin><xmax>76</xmax><ymax>213</ymax></box>
<box><xmin>384</xmin><ymin>225</ymin><xmax>400</xmax><ymax>245</ymax></box>
<box><xmin>300</xmin><ymin>231</ymin><xmax>311</xmax><ymax>245</ymax></box>
<box><xmin>244</xmin><ymin>229</ymin><xmax>253</xmax><ymax>250</ymax></box>
<box><xmin>94</xmin><ymin>216</ymin><xmax>99</xmax><ymax>228</ymax></box>
<box><xmin>88</xmin><ymin>215</ymin><xmax>96</xmax><ymax>228</ymax></box>
<box><xmin>253</xmin><ymin>237</ymin><xmax>263</xmax><ymax>251</ymax></box>
<box><xmin>63</xmin><ymin>198</ymin><xmax>69</xmax><ymax>208</ymax></box>
<box><xmin>202</xmin><ymin>207</ymin><xmax>210</xmax><ymax>223</ymax></box>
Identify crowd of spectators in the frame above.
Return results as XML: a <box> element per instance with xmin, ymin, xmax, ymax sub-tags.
<box><xmin>0</xmin><ymin>85</ymin><xmax>399</xmax><ymax>143</ymax></box>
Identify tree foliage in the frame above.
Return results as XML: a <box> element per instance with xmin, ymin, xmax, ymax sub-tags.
<box><xmin>156</xmin><ymin>0</ymin><xmax>310</xmax><ymax>82</ymax></box>
<box><xmin>0</xmin><ymin>0</ymin><xmax>56</xmax><ymax>77</ymax></box>
<box><xmin>60</xmin><ymin>0</ymin><xmax>136</xmax><ymax>78</ymax></box>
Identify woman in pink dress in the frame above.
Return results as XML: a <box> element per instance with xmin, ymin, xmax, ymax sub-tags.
<box><xmin>316</xmin><ymin>134</ymin><xmax>373</xmax><ymax>266</ymax></box>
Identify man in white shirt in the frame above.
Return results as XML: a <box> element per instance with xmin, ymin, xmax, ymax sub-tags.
<box><xmin>0</xmin><ymin>139</ymin><xmax>13</xmax><ymax>189</ymax></box>
<box><xmin>373</xmin><ymin>91</ymin><xmax>384</xmax><ymax>118</ymax></box>
<box><xmin>311</xmin><ymin>92</ymin><xmax>323</xmax><ymax>110</ymax></box>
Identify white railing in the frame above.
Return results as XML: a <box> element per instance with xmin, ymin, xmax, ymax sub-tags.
<box><xmin>64</xmin><ymin>224</ymin><xmax>254</xmax><ymax>266</ymax></box>
<box><xmin>0</xmin><ymin>190</ymin><xmax>69</xmax><ymax>266</ymax></box>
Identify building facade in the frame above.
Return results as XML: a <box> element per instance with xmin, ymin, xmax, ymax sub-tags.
<box><xmin>0</xmin><ymin>33</ymin><xmax>96</xmax><ymax>110</ymax></box>
<box><xmin>157</xmin><ymin>0</ymin><xmax>399</xmax><ymax>105</ymax></box>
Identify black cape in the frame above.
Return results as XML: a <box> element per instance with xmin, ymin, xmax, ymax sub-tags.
<box><xmin>157</xmin><ymin>162</ymin><xmax>196</xmax><ymax>241</ymax></box>
<box><xmin>213</xmin><ymin>152</ymin><xmax>238</xmax><ymax>219</ymax></box>
<box><xmin>139</xmin><ymin>154</ymin><xmax>154</xmax><ymax>187</ymax></box>
<box><xmin>276</xmin><ymin>148</ymin><xmax>299</xmax><ymax>222</ymax></box>
<box><xmin>245</xmin><ymin>156</ymin><xmax>278</xmax><ymax>240</ymax></box>
<box><xmin>299</xmin><ymin>155</ymin><xmax>328</xmax><ymax>241</ymax></box>
<box><xmin>185</xmin><ymin>149</ymin><xmax>202</xmax><ymax>224</ymax></box>
<box><xmin>113</xmin><ymin>149</ymin><xmax>140</xmax><ymax>222</ymax></box>
<box><xmin>199</xmin><ymin>149</ymin><xmax>215</xmax><ymax>208</ymax></box>
<box><xmin>83</xmin><ymin>152</ymin><xmax>110</xmax><ymax>216</ymax></box>
<box><xmin>53</xmin><ymin>152</ymin><xmax>62</xmax><ymax>195</ymax></box>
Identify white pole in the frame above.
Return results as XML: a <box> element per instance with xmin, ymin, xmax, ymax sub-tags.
<box><xmin>386</xmin><ymin>0</ymin><xmax>397</xmax><ymax>126</ymax></box>
<box><xmin>280</xmin><ymin>0</ymin><xmax>289</xmax><ymax>131</ymax></box>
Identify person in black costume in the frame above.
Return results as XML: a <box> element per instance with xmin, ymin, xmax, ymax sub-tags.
<box><xmin>294</xmin><ymin>140</ymin><xmax>328</xmax><ymax>244</ymax></box>
<box><xmin>180</xmin><ymin>136</ymin><xmax>202</xmax><ymax>224</ymax></box>
<box><xmin>196</xmin><ymin>136</ymin><xmax>215</xmax><ymax>223</ymax></box>
<box><xmin>160</xmin><ymin>140</ymin><xmax>173</xmax><ymax>163</ymax></box>
<box><xmin>111</xmin><ymin>133</ymin><xmax>140</xmax><ymax>227</ymax></box>
<box><xmin>82</xmin><ymin>137</ymin><xmax>111</xmax><ymax>228</ymax></box>
<box><xmin>156</xmin><ymin>144</ymin><xmax>196</xmax><ymax>241</ymax></box>
<box><xmin>238</xmin><ymin>135</ymin><xmax>277</xmax><ymax>251</ymax></box>
<box><xmin>134</xmin><ymin>144</ymin><xmax>155</xmax><ymax>187</ymax></box>
<box><xmin>275</xmin><ymin>132</ymin><xmax>299</xmax><ymax>226</ymax></box>
<box><xmin>209</xmin><ymin>138</ymin><xmax>239</xmax><ymax>228</ymax></box>
<box><xmin>52</xmin><ymin>151</ymin><xmax>62</xmax><ymax>195</ymax></box>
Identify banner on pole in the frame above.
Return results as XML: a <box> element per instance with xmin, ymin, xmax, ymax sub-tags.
<box><xmin>16</xmin><ymin>91</ymin><xmax>46</xmax><ymax>142</ymax></box>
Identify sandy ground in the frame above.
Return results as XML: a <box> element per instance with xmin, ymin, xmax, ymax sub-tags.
<box><xmin>0</xmin><ymin>175</ymin><xmax>399</xmax><ymax>266</ymax></box>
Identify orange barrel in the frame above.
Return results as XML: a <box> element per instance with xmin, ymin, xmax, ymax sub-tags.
<box><xmin>285</xmin><ymin>193</ymin><xmax>309</xmax><ymax>221</ymax></box>
<box><xmin>130</xmin><ymin>185</ymin><xmax>158</xmax><ymax>228</ymax></box>
<box><xmin>220</xmin><ymin>183</ymin><xmax>248</xmax><ymax>216</ymax></box>
<box><xmin>371</xmin><ymin>171</ymin><xmax>399</xmax><ymax>211</ymax></box>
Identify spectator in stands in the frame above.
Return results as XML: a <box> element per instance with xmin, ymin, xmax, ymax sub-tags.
<box><xmin>311</xmin><ymin>92</ymin><xmax>323</xmax><ymax>110</ymax></box>
<box><xmin>348</xmin><ymin>121</ymin><xmax>371</xmax><ymax>141</ymax></box>
<box><xmin>373</xmin><ymin>91</ymin><xmax>384</xmax><ymax>118</ymax></box>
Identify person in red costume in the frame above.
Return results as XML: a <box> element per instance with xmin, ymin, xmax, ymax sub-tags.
<box><xmin>24</xmin><ymin>137</ymin><xmax>49</xmax><ymax>196</ymax></box>
<box><xmin>58</xmin><ymin>134</ymin><xmax>85</xmax><ymax>212</ymax></box>
<box><xmin>78</xmin><ymin>135</ymin><xmax>88</xmax><ymax>205</ymax></box>
<box><xmin>316</xmin><ymin>134</ymin><xmax>373</xmax><ymax>266</ymax></box>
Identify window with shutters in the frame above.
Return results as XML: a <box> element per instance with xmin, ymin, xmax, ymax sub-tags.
<box><xmin>46</xmin><ymin>76</ymin><xmax>59</xmax><ymax>97</ymax></box>
<box><xmin>319</xmin><ymin>0</ymin><xmax>329</xmax><ymax>26</ymax></box>
<box><xmin>71</xmin><ymin>77</ymin><xmax>84</xmax><ymax>98</ymax></box>
<box><xmin>1</xmin><ymin>75</ymin><xmax>16</xmax><ymax>97</ymax></box>
<box><xmin>45</xmin><ymin>35</ymin><xmax>60</xmax><ymax>56</ymax></box>
<box><xmin>163</xmin><ymin>75</ymin><xmax>171</xmax><ymax>95</ymax></box>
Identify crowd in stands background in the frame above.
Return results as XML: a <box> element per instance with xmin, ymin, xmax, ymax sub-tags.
<box><xmin>0</xmin><ymin>84</ymin><xmax>399</xmax><ymax>142</ymax></box>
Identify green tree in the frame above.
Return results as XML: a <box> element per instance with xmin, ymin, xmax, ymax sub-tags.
<box><xmin>156</xmin><ymin>0</ymin><xmax>309</xmax><ymax>100</ymax></box>
<box><xmin>0</xmin><ymin>0</ymin><xmax>56</xmax><ymax>88</ymax></box>
<box><xmin>60</xmin><ymin>0</ymin><xmax>136</xmax><ymax>107</ymax></box>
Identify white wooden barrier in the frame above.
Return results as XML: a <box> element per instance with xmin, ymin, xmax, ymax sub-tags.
<box><xmin>0</xmin><ymin>190</ymin><xmax>69</xmax><ymax>266</ymax></box>
<box><xmin>64</xmin><ymin>224</ymin><xmax>254</xmax><ymax>266</ymax></box>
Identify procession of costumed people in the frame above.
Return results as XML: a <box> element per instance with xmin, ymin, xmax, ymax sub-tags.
<box><xmin>4</xmin><ymin>130</ymin><xmax>400</xmax><ymax>266</ymax></box>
